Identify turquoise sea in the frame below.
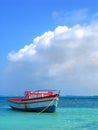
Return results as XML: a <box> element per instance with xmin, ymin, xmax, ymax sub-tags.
<box><xmin>0</xmin><ymin>96</ymin><xmax>98</xmax><ymax>130</ymax></box>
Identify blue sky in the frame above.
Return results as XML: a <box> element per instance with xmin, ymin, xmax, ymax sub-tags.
<box><xmin>0</xmin><ymin>0</ymin><xmax>98</xmax><ymax>96</ymax></box>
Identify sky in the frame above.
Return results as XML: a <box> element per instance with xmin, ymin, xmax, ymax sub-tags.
<box><xmin>0</xmin><ymin>0</ymin><xmax>98</xmax><ymax>96</ymax></box>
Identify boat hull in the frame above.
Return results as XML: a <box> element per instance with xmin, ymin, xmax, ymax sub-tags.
<box><xmin>8</xmin><ymin>96</ymin><xmax>59</xmax><ymax>112</ymax></box>
<box><xmin>10</xmin><ymin>105</ymin><xmax>56</xmax><ymax>112</ymax></box>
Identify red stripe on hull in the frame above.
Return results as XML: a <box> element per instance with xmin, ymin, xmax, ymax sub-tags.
<box><xmin>9</xmin><ymin>94</ymin><xmax>59</xmax><ymax>101</ymax></box>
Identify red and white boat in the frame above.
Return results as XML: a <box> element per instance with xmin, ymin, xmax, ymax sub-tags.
<box><xmin>8</xmin><ymin>90</ymin><xmax>60</xmax><ymax>112</ymax></box>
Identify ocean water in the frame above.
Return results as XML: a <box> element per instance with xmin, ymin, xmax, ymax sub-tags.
<box><xmin>0</xmin><ymin>96</ymin><xmax>98</xmax><ymax>130</ymax></box>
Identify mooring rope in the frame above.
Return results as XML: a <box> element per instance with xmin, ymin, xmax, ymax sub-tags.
<box><xmin>38</xmin><ymin>95</ymin><xmax>58</xmax><ymax>114</ymax></box>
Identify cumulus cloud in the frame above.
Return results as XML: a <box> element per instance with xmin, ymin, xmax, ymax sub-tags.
<box><xmin>8</xmin><ymin>23</ymin><xmax>98</xmax><ymax>69</ymax></box>
<box><xmin>6</xmin><ymin>22</ymin><xmax>98</xmax><ymax>95</ymax></box>
<box><xmin>8</xmin><ymin>44</ymin><xmax>37</xmax><ymax>62</ymax></box>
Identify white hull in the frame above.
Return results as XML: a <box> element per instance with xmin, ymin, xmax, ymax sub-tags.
<box><xmin>8</xmin><ymin>96</ymin><xmax>59</xmax><ymax>112</ymax></box>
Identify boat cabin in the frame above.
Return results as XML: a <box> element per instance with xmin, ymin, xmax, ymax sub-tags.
<box><xmin>24</xmin><ymin>91</ymin><xmax>54</xmax><ymax>98</ymax></box>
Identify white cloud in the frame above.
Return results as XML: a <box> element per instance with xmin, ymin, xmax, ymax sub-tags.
<box><xmin>8</xmin><ymin>44</ymin><xmax>36</xmax><ymax>62</ymax></box>
<box><xmin>8</xmin><ymin>22</ymin><xmax>98</xmax><ymax>73</ymax></box>
<box><xmin>7</xmin><ymin>22</ymin><xmax>98</xmax><ymax>95</ymax></box>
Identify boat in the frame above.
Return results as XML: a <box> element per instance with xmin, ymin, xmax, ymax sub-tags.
<box><xmin>8</xmin><ymin>90</ymin><xmax>60</xmax><ymax>112</ymax></box>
